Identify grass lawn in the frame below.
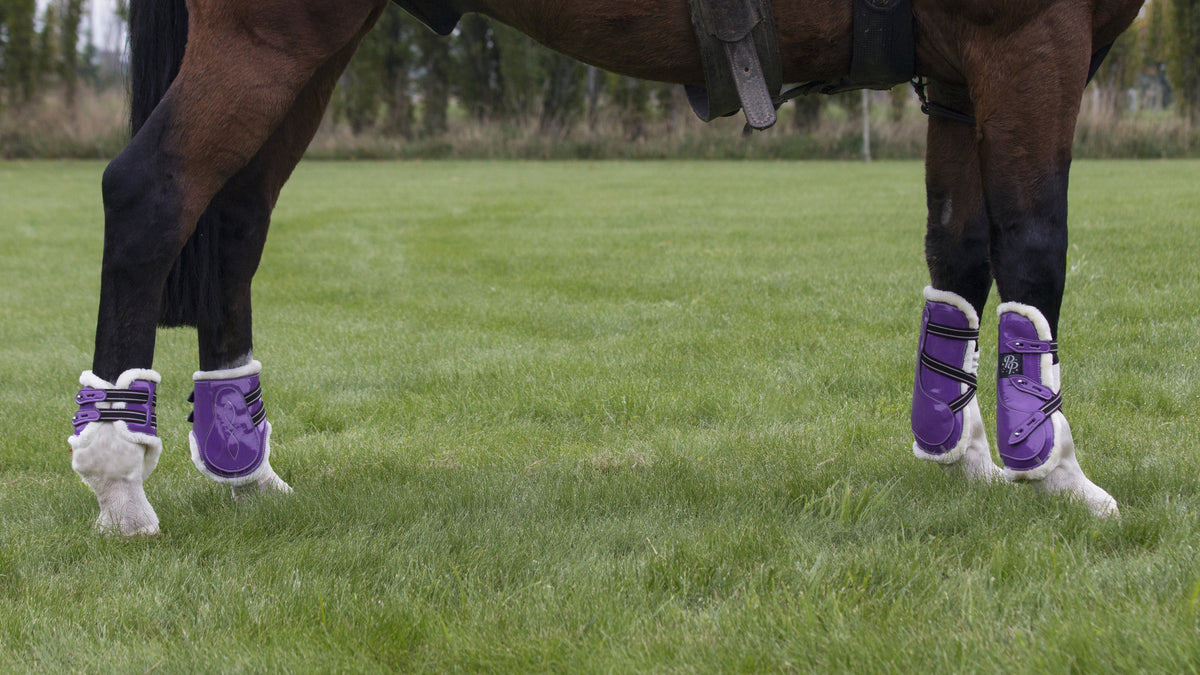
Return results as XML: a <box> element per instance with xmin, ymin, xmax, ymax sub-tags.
<box><xmin>1</xmin><ymin>159</ymin><xmax>1199</xmax><ymax>672</ymax></box>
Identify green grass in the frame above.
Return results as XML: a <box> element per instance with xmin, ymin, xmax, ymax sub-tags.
<box><xmin>2</xmin><ymin>160</ymin><xmax>1200</xmax><ymax>672</ymax></box>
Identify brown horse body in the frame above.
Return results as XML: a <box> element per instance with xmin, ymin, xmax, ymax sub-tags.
<box><xmin>73</xmin><ymin>0</ymin><xmax>1143</xmax><ymax>535</ymax></box>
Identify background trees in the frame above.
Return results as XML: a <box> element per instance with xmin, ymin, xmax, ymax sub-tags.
<box><xmin>0</xmin><ymin>1</ymin><xmax>1197</xmax><ymax>154</ymax></box>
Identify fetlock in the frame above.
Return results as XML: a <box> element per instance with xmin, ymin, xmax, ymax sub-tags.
<box><xmin>69</xmin><ymin>369</ymin><xmax>162</xmax><ymax>535</ymax></box>
<box><xmin>911</xmin><ymin>287</ymin><xmax>999</xmax><ymax>480</ymax></box>
<box><xmin>189</xmin><ymin>360</ymin><xmax>291</xmax><ymax>494</ymax></box>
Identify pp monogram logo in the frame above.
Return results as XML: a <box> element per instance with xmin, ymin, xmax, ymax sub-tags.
<box><xmin>1000</xmin><ymin>354</ymin><xmax>1022</xmax><ymax>377</ymax></box>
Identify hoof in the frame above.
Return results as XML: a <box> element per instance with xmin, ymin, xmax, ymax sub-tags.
<box><xmin>92</xmin><ymin>480</ymin><xmax>160</xmax><ymax>536</ymax></box>
<box><xmin>916</xmin><ymin>396</ymin><xmax>1003</xmax><ymax>484</ymax></box>
<box><xmin>1006</xmin><ymin>418</ymin><xmax>1119</xmax><ymax>518</ymax></box>
<box><xmin>230</xmin><ymin>463</ymin><xmax>293</xmax><ymax>500</ymax></box>
<box><xmin>1025</xmin><ymin>437</ymin><xmax>1119</xmax><ymax>519</ymax></box>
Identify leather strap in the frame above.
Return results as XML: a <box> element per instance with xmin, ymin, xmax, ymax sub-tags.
<box><xmin>685</xmin><ymin>0</ymin><xmax>783</xmax><ymax>130</ymax></box>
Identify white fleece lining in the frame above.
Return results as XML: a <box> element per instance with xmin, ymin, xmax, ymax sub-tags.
<box><xmin>996</xmin><ymin>302</ymin><xmax>1065</xmax><ymax>480</ymax></box>
<box><xmin>193</xmin><ymin>358</ymin><xmax>261</xmax><ymax>382</ymax></box>
<box><xmin>924</xmin><ymin>285</ymin><xmax>980</xmax><ymax>329</ymax></box>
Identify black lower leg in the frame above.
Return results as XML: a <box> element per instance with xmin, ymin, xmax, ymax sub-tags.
<box><xmin>923</xmin><ymin>100</ymin><xmax>991</xmax><ymax>315</ymax></box>
<box><xmin>92</xmin><ymin>110</ymin><xmax>189</xmax><ymax>383</ymax></box>
<box><xmin>985</xmin><ymin>160</ymin><xmax>1071</xmax><ymax>334</ymax></box>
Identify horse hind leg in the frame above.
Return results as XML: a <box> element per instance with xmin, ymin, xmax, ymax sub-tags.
<box><xmin>970</xmin><ymin>18</ymin><xmax>1117</xmax><ymax>517</ymax></box>
<box><xmin>73</xmin><ymin>1</ymin><xmax>384</xmax><ymax>533</ymax></box>
<box><xmin>910</xmin><ymin>86</ymin><xmax>1001</xmax><ymax>483</ymax></box>
<box><xmin>182</xmin><ymin>40</ymin><xmax>369</xmax><ymax>499</ymax></box>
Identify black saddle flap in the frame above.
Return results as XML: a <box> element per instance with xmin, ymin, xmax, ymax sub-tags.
<box><xmin>391</xmin><ymin>0</ymin><xmax>461</xmax><ymax>36</ymax></box>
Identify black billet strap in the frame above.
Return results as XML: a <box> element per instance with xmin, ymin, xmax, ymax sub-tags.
<box><xmin>912</xmin><ymin>78</ymin><xmax>977</xmax><ymax>126</ymax></box>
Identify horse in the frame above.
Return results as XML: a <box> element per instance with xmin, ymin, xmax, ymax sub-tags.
<box><xmin>68</xmin><ymin>0</ymin><xmax>1144</xmax><ymax>535</ymax></box>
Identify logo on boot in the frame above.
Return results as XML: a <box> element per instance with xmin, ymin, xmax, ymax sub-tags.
<box><xmin>999</xmin><ymin>353</ymin><xmax>1022</xmax><ymax>378</ymax></box>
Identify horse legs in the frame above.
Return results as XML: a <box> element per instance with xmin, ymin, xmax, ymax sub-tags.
<box><xmin>71</xmin><ymin>2</ymin><xmax>384</xmax><ymax>534</ymax></box>
<box><xmin>187</xmin><ymin>41</ymin><xmax>369</xmax><ymax>499</ymax></box>
<box><xmin>969</xmin><ymin>19</ymin><xmax>1117</xmax><ymax>517</ymax></box>
<box><xmin>911</xmin><ymin>86</ymin><xmax>1001</xmax><ymax>482</ymax></box>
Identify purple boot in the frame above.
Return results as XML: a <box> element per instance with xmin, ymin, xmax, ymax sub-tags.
<box><xmin>190</xmin><ymin>360</ymin><xmax>291</xmax><ymax>494</ymax></box>
<box><xmin>912</xmin><ymin>287</ymin><xmax>998</xmax><ymax>479</ymax></box>
<box><xmin>996</xmin><ymin>303</ymin><xmax>1117</xmax><ymax>516</ymax></box>
<box><xmin>69</xmin><ymin>368</ymin><xmax>163</xmax><ymax>535</ymax></box>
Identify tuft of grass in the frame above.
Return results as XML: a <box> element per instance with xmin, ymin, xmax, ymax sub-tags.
<box><xmin>2</xmin><ymin>160</ymin><xmax>1200</xmax><ymax>671</ymax></box>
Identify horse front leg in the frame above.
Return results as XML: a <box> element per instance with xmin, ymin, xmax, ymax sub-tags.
<box><xmin>970</xmin><ymin>21</ymin><xmax>1117</xmax><ymax>517</ymax></box>
<box><xmin>910</xmin><ymin>84</ymin><xmax>1001</xmax><ymax>482</ymax></box>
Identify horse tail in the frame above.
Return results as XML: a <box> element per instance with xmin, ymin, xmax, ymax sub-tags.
<box><xmin>127</xmin><ymin>0</ymin><xmax>217</xmax><ymax>328</ymax></box>
<box><xmin>129</xmin><ymin>0</ymin><xmax>188</xmax><ymax>135</ymax></box>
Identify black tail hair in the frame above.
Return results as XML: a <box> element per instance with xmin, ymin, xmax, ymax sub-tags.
<box><xmin>129</xmin><ymin>0</ymin><xmax>221</xmax><ymax>328</ymax></box>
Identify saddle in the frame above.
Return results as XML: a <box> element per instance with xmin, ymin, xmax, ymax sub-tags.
<box><xmin>390</xmin><ymin>0</ymin><xmax>916</xmax><ymax>131</ymax></box>
<box><xmin>686</xmin><ymin>0</ymin><xmax>915</xmax><ymax>130</ymax></box>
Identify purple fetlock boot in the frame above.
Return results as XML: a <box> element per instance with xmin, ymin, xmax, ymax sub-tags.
<box><xmin>996</xmin><ymin>303</ymin><xmax>1117</xmax><ymax>517</ymax></box>
<box><xmin>69</xmin><ymin>368</ymin><xmax>163</xmax><ymax>535</ymax></box>
<box><xmin>911</xmin><ymin>287</ymin><xmax>999</xmax><ymax>480</ymax></box>
<box><xmin>190</xmin><ymin>360</ymin><xmax>291</xmax><ymax>496</ymax></box>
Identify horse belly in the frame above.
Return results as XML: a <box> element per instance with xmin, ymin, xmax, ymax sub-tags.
<box><xmin>478</xmin><ymin>0</ymin><xmax>705</xmax><ymax>83</ymax></box>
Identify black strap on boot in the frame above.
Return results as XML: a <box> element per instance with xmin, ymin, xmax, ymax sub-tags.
<box><xmin>685</xmin><ymin>0</ymin><xmax>783</xmax><ymax>130</ymax></box>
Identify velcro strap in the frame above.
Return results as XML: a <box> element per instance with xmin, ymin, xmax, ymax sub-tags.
<box><xmin>1003</xmin><ymin>339</ymin><xmax>1057</xmax><ymax>354</ymax></box>
<box><xmin>920</xmin><ymin>352</ymin><xmax>977</xmax><ymax>413</ymax></box>
<box><xmin>250</xmin><ymin>403</ymin><xmax>267</xmax><ymax>426</ymax></box>
<box><xmin>925</xmin><ymin>322</ymin><xmax>979</xmax><ymax>341</ymax></box>
<box><xmin>73</xmin><ymin>408</ymin><xmax>158</xmax><ymax>427</ymax></box>
<box><xmin>1009</xmin><ymin>391</ymin><xmax>1063</xmax><ymax>444</ymax></box>
<box><xmin>75</xmin><ymin>387</ymin><xmax>153</xmax><ymax>406</ymax></box>
<box><xmin>920</xmin><ymin>353</ymin><xmax>977</xmax><ymax>388</ymax></box>
<box><xmin>245</xmin><ymin>383</ymin><xmax>263</xmax><ymax>408</ymax></box>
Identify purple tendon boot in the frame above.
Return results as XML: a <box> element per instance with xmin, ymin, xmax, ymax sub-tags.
<box><xmin>911</xmin><ymin>287</ymin><xmax>1000</xmax><ymax>481</ymax></box>
<box><xmin>69</xmin><ymin>368</ymin><xmax>162</xmax><ymax>536</ymax></box>
<box><xmin>996</xmin><ymin>302</ymin><xmax>1117</xmax><ymax>517</ymax></box>
<box><xmin>189</xmin><ymin>360</ymin><xmax>291</xmax><ymax>496</ymax></box>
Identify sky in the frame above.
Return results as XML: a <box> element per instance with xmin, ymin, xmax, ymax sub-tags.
<box><xmin>33</xmin><ymin>0</ymin><xmax>126</xmax><ymax>54</ymax></box>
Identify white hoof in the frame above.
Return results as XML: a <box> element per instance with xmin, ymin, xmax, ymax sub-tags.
<box><xmin>71</xmin><ymin>421</ymin><xmax>161</xmax><ymax>536</ymax></box>
<box><xmin>1007</xmin><ymin>418</ymin><xmax>1119</xmax><ymax>518</ymax></box>
<box><xmin>91</xmin><ymin>479</ymin><xmax>160</xmax><ymax>536</ymax></box>
<box><xmin>916</xmin><ymin>397</ymin><xmax>1003</xmax><ymax>483</ymax></box>
<box><xmin>230</xmin><ymin>461</ymin><xmax>293</xmax><ymax>500</ymax></box>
